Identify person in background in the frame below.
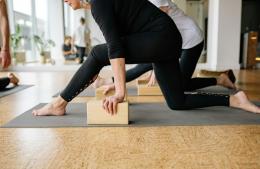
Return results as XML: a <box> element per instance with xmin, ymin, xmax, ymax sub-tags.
<box><xmin>0</xmin><ymin>0</ymin><xmax>19</xmax><ymax>91</ymax></box>
<box><xmin>62</xmin><ymin>36</ymin><xmax>78</xmax><ymax>61</ymax></box>
<box><xmin>0</xmin><ymin>0</ymin><xmax>11</xmax><ymax>69</ymax></box>
<box><xmin>0</xmin><ymin>73</ymin><xmax>19</xmax><ymax>91</ymax></box>
<box><xmin>73</xmin><ymin>17</ymin><xmax>90</xmax><ymax>63</ymax></box>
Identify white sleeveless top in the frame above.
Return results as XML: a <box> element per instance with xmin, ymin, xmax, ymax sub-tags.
<box><xmin>149</xmin><ymin>0</ymin><xmax>204</xmax><ymax>49</ymax></box>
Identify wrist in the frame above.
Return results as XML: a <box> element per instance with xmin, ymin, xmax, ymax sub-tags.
<box><xmin>115</xmin><ymin>92</ymin><xmax>125</xmax><ymax>100</ymax></box>
<box><xmin>115</xmin><ymin>88</ymin><xmax>125</xmax><ymax>98</ymax></box>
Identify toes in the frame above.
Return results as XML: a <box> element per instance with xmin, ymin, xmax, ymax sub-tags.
<box><xmin>32</xmin><ymin>110</ymin><xmax>38</xmax><ymax>116</ymax></box>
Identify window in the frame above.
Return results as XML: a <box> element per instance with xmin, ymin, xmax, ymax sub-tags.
<box><xmin>9</xmin><ymin>0</ymin><xmax>51</xmax><ymax>61</ymax></box>
<box><xmin>13</xmin><ymin>0</ymin><xmax>32</xmax><ymax>55</ymax></box>
<box><xmin>35</xmin><ymin>0</ymin><xmax>48</xmax><ymax>38</ymax></box>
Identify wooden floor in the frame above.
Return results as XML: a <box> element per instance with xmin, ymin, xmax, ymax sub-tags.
<box><xmin>0</xmin><ymin>70</ymin><xmax>260</xmax><ymax>169</ymax></box>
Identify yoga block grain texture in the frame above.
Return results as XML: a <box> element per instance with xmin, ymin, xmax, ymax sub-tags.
<box><xmin>87</xmin><ymin>100</ymin><xmax>129</xmax><ymax>125</ymax></box>
<box><xmin>137</xmin><ymin>85</ymin><xmax>162</xmax><ymax>96</ymax></box>
<box><xmin>95</xmin><ymin>87</ymin><xmax>115</xmax><ymax>100</ymax></box>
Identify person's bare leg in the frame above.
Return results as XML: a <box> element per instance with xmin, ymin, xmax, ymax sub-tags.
<box><xmin>92</xmin><ymin>76</ymin><xmax>113</xmax><ymax>89</ymax></box>
<box><xmin>8</xmin><ymin>73</ymin><xmax>19</xmax><ymax>85</ymax></box>
<box><xmin>32</xmin><ymin>96</ymin><xmax>68</xmax><ymax>116</ymax></box>
<box><xmin>230</xmin><ymin>91</ymin><xmax>260</xmax><ymax>114</ymax></box>
<box><xmin>217</xmin><ymin>73</ymin><xmax>236</xmax><ymax>89</ymax></box>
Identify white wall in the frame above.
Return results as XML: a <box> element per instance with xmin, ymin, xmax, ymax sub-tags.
<box><xmin>48</xmin><ymin>0</ymin><xmax>64</xmax><ymax>62</ymax></box>
<box><xmin>173</xmin><ymin>0</ymin><xmax>186</xmax><ymax>12</ymax></box>
<box><xmin>207</xmin><ymin>0</ymin><xmax>242</xmax><ymax>70</ymax></box>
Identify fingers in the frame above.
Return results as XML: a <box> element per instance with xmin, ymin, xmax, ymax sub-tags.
<box><xmin>103</xmin><ymin>98</ymin><xmax>110</xmax><ymax>114</ymax></box>
<box><xmin>32</xmin><ymin>110</ymin><xmax>38</xmax><ymax>116</ymax></box>
<box><xmin>103</xmin><ymin>87</ymin><xmax>110</xmax><ymax>95</ymax></box>
<box><xmin>113</xmin><ymin>100</ymin><xmax>117</xmax><ymax>114</ymax></box>
<box><xmin>2</xmin><ymin>58</ymin><xmax>6</xmax><ymax>69</ymax></box>
<box><xmin>1</xmin><ymin>52</ymin><xmax>11</xmax><ymax>69</ymax></box>
<box><xmin>103</xmin><ymin>97</ymin><xmax>114</xmax><ymax>115</ymax></box>
<box><xmin>4</xmin><ymin>57</ymin><xmax>11</xmax><ymax>69</ymax></box>
<box><xmin>102</xmin><ymin>97</ymin><xmax>118</xmax><ymax>115</ymax></box>
<box><xmin>147</xmin><ymin>80</ymin><xmax>154</xmax><ymax>87</ymax></box>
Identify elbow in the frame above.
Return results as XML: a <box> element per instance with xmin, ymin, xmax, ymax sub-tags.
<box><xmin>108</xmin><ymin>48</ymin><xmax>125</xmax><ymax>60</ymax></box>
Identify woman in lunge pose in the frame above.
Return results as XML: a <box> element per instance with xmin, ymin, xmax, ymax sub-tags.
<box><xmin>33</xmin><ymin>0</ymin><xmax>260</xmax><ymax>116</ymax></box>
<box><xmin>93</xmin><ymin>0</ymin><xmax>236</xmax><ymax>92</ymax></box>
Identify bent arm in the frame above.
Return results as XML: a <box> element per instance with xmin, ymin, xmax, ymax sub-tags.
<box><xmin>91</xmin><ymin>0</ymin><xmax>126</xmax><ymax>97</ymax></box>
<box><xmin>110</xmin><ymin>58</ymin><xmax>126</xmax><ymax>99</ymax></box>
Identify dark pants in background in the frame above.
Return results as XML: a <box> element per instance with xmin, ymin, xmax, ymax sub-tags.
<box><xmin>76</xmin><ymin>46</ymin><xmax>86</xmax><ymax>64</ymax></box>
<box><xmin>0</xmin><ymin>77</ymin><xmax>10</xmax><ymax>91</ymax></box>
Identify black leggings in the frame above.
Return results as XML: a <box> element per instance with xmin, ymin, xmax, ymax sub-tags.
<box><xmin>60</xmin><ymin>46</ymin><xmax>229</xmax><ymax>110</ymax></box>
<box><xmin>76</xmin><ymin>46</ymin><xmax>86</xmax><ymax>64</ymax></box>
<box><xmin>0</xmin><ymin>77</ymin><xmax>10</xmax><ymax>91</ymax></box>
<box><xmin>124</xmin><ymin>42</ymin><xmax>217</xmax><ymax>91</ymax></box>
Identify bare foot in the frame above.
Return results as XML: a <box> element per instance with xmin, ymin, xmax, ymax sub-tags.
<box><xmin>230</xmin><ymin>91</ymin><xmax>260</xmax><ymax>114</ymax></box>
<box><xmin>92</xmin><ymin>76</ymin><xmax>113</xmax><ymax>89</ymax></box>
<box><xmin>8</xmin><ymin>73</ymin><xmax>19</xmax><ymax>86</ymax></box>
<box><xmin>217</xmin><ymin>73</ymin><xmax>236</xmax><ymax>89</ymax></box>
<box><xmin>32</xmin><ymin>96</ymin><xmax>67</xmax><ymax>116</ymax></box>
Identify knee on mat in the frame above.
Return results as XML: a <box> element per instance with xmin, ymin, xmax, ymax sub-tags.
<box><xmin>166</xmin><ymin>103</ymin><xmax>187</xmax><ymax>111</ymax></box>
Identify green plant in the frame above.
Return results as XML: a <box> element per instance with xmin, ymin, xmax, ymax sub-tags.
<box><xmin>10</xmin><ymin>24</ymin><xmax>26</xmax><ymax>58</ymax></box>
<box><xmin>33</xmin><ymin>34</ymin><xmax>55</xmax><ymax>56</ymax></box>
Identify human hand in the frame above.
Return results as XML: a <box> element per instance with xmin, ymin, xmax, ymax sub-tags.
<box><xmin>0</xmin><ymin>50</ymin><xmax>11</xmax><ymax>69</ymax></box>
<box><xmin>102</xmin><ymin>93</ymin><xmax>124</xmax><ymax>115</ymax></box>
<box><xmin>64</xmin><ymin>0</ymin><xmax>81</xmax><ymax>10</ymax></box>
<box><xmin>147</xmin><ymin>71</ymin><xmax>157</xmax><ymax>87</ymax></box>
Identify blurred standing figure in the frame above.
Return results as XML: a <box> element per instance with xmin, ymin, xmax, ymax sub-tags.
<box><xmin>73</xmin><ymin>17</ymin><xmax>90</xmax><ymax>63</ymax></box>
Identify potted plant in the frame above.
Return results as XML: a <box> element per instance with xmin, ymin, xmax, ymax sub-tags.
<box><xmin>33</xmin><ymin>34</ymin><xmax>55</xmax><ymax>64</ymax></box>
<box><xmin>10</xmin><ymin>24</ymin><xmax>27</xmax><ymax>65</ymax></box>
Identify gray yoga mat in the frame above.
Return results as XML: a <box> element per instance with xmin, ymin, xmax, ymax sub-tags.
<box><xmin>2</xmin><ymin>102</ymin><xmax>260</xmax><ymax>128</ymax></box>
<box><xmin>0</xmin><ymin>85</ymin><xmax>33</xmax><ymax>98</ymax></box>
<box><xmin>52</xmin><ymin>87</ymin><xmax>137</xmax><ymax>97</ymax></box>
<box><xmin>195</xmin><ymin>86</ymin><xmax>237</xmax><ymax>95</ymax></box>
<box><xmin>53</xmin><ymin>86</ymin><xmax>233</xmax><ymax>98</ymax></box>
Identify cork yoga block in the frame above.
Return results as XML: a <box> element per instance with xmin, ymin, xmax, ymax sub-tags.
<box><xmin>137</xmin><ymin>85</ymin><xmax>162</xmax><ymax>96</ymax></box>
<box><xmin>136</xmin><ymin>79</ymin><xmax>162</xmax><ymax>96</ymax></box>
<box><xmin>87</xmin><ymin>100</ymin><xmax>129</xmax><ymax>125</ymax></box>
<box><xmin>95</xmin><ymin>87</ymin><xmax>115</xmax><ymax>100</ymax></box>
